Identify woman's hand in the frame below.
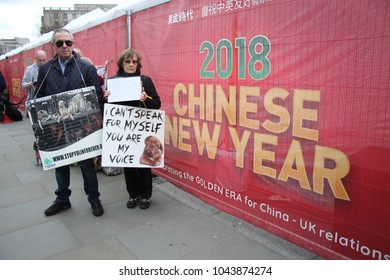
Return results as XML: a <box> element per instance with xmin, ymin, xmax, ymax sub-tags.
<box><xmin>104</xmin><ymin>90</ymin><xmax>111</xmax><ymax>100</ymax></box>
<box><xmin>140</xmin><ymin>87</ymin><xmax>148</xmax><ymax>101</ymax></box>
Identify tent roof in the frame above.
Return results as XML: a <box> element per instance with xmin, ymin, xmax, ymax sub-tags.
<box><xmin>0</xmin><ymin>0</ymin><xmax>170</xmax><ymax>60</ymax></box>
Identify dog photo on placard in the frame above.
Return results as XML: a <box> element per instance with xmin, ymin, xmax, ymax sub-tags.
<box><xmin>139</xmin><ymin>135</ymin><xmax>164</xmax><ymax>166</ymax></box>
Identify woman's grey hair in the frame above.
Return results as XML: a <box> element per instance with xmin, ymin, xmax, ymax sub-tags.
<box><xmin>117</xmin><ymin>48</ymin><xmax>143</xmax><ymax>70</ymax></box>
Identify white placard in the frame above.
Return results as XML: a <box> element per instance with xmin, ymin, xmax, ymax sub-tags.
<box><xmin>102</xmin><ymin>103</ymin><xmax>165</xmax><ymax>168</ymax></box>
<box><xmin>107</xmin><ymin>76</ymin><xmax>142</xmax><ymax>102</ymax></box>
<box><xmin>26</xmin><ymin>86</ymin><xmax>103</xmax><ymax>170</ymax></box>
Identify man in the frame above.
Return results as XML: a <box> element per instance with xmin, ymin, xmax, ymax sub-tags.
<box><xmin>0</xmin><ymin>70</ymin><xmax>6</xmax><ymax>94</ymax></box>
<box><xmin>0</xmin><ymin>70</ymin><xmax>6</xmax><ymax>122</ymax></box>
<box><xmin>35</xmin><ymin>28</ymin><xmax>104</xmax><ymax>217</ymax></box>
<box><xmin>22</xmin><ymin>50</ymin><xmax>48</xmax><ymax>103</ymax></box>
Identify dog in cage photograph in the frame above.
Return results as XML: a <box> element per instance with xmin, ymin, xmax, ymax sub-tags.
<box><xmin>27</xmin><ymin>87</ymin><xmax>102</xmax><ymax>152</ymax></box>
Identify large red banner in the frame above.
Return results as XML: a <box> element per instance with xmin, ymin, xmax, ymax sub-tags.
<box><xmin>131</xmin><ymin>0</ymin><xmax>390</xmax><ymax>260</ymax></box>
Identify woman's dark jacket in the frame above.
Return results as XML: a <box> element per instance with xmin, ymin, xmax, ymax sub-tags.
<box><xmin>35</xmin><ymin>52</ymin><xmax>103</xmax><ymax>106</ymax></box>
<box><xmin>108</xmin><ymin>68</ymin><xmax>161</xmax><ymax>110</ymax></box>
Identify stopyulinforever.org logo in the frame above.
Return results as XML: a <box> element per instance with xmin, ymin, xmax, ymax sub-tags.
<box><xmin>43</xmin><ymin>157</ymin><xmax>55</xmax><ymax>169</ymax></box>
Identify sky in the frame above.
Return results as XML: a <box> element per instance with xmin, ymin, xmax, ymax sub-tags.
<box><xmin>0</xmin><ymin>0</ymin><xmax>124</xmax><ymax>41</ymax></box>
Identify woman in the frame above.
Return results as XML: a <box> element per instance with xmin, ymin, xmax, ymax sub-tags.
<box><xmin>104</xmin><ymin>48</ymin><xmax>161</xmax><ymax>209</ymax></box>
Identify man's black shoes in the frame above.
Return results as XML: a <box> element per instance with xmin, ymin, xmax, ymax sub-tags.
<box><xmin>44</xmin><ymin>200</ymin><xmax>103</xmax><ymax>217</ymax></box>
<box><xmin>44</xmin><ymin>201</ymin><xmax>71</xmax><ymax>216</ymax></box>
<box><xmin>91</xmin><ymin>200</ymin><xmax>104</xmax><ymax>216</ymax></box>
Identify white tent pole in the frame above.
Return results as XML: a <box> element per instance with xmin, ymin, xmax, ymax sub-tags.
<box><xmin>126</xmin><ymin>9</ymin><xmax>132</xmax><ymax>48</ymax></box>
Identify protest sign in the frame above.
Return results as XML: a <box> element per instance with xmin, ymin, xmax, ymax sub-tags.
<box><xmin>102</xmin><ymin>103</ymin><xmax>164</xmax><ymax>168</ymax></box>
<box><xmin>26</xmin><ymin>86</ymin><xmax>103</xmax><ymax>170</ymax></box>
<box><xmin>107</xmin><ymin>76</ymin><xmax>142</xmax><ymax>102</ymax></box>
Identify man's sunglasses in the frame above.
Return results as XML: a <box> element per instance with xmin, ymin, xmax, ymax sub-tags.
<box><xmin>55</xmin><ymin>40</ymin><xmax>73</xmax><ymax>48</ymax></box>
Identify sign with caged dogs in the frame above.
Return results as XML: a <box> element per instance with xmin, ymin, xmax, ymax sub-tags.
<box><xmin>101</xmin><ymin>103</ymin><xmax>164</xmax><ymax>168</ymax></box>
<box><xmin>26</xmin><ymin>86</ymin><xmax>103</xmax><ymax>170</ymax></box>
